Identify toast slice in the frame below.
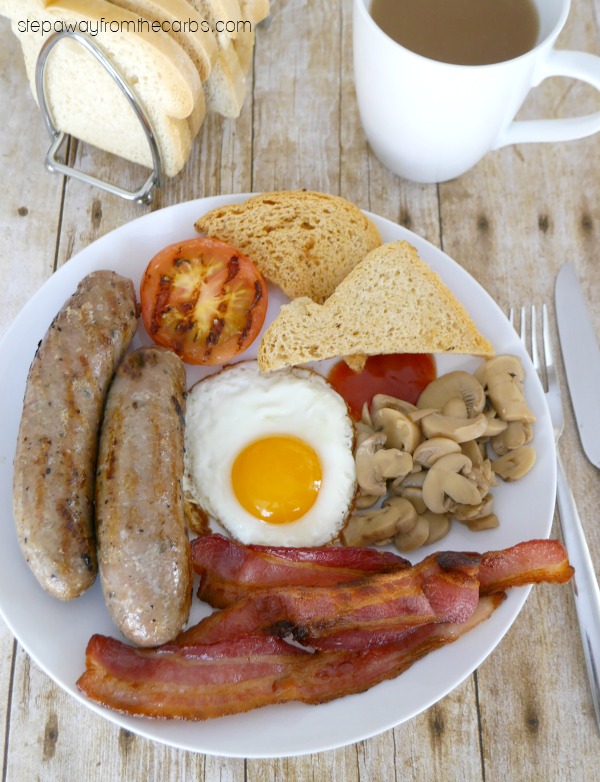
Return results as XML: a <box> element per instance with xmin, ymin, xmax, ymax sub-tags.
<box><xmin>195</xmin><ymin>190</ymin><xmax>382</xmax><ymax>303</ymax></box>
<box><xmin>257</xmin><ymin>241</ymin><xmax>495</xmax><ymax>372</ymax></box>
<box><xmin>1</xmin><ymin>0</ymin><xmax>204</xmax><ymax>175</ymax></box>
<box><xmin>108</xmin><ymin>0</ymin><xmax>218</xmax><ymax>81</ymax></box>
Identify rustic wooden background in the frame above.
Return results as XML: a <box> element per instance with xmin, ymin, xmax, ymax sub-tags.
<box><xmin>1</xmin><ymin>0</ymin><xmax>599</xmax><ymax>778</ymax></box>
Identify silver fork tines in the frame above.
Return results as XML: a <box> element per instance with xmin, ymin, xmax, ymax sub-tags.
<box><xmin>511</xmin><ymin>303</ymin><xmax>600</xmax><ymax>731</ymax></box>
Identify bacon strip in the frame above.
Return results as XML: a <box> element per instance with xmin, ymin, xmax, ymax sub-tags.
<box><xmin>191</xmin><ymin>534</ymin><xmax>410</xmax><ymax>608</ymax></box>
<box><xmin>178</xmin><ymin>551</ymin><xmax>482</xmax><ymax>647</ymax></box>
<box><xmin>77</xmin><ymin>595</ymin><xmax>505</xmax><ymax>720</ymax></box>
<box><xmin>478</xmin><ymin>539</ymin><xmax>574</xmax><ymax>593</ymax></box>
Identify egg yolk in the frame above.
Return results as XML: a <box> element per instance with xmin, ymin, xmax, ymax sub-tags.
<box><xmin>231</xmin><ymin>435</ymin><xmax>322</xmax><ymax>524</ymax></box>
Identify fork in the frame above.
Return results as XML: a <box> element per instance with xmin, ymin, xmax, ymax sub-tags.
<box><xmin>511</xmin><ymin>304</ymin><xmax>600</xmax><ymax>731</ymax></box>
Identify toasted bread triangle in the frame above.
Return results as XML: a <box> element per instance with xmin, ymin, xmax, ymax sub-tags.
<box><xmin>258</xmin><ymin>241</ymin><xmax>495</xmax><ymax>372</ymax></box>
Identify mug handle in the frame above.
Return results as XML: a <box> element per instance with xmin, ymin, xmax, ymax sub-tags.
<box><xmin>493</xmin><ymin>50</ymin><xmax>600</xmax><ymax>148</ymax></box>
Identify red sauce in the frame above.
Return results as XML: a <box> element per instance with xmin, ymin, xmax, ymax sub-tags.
<box><xmin>328</xmin><ymin>353</ymin><xmax>436</xmax><ymax>420</ymax></box>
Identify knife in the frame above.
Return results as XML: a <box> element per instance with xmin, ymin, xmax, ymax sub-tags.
<box><xmin>555</xmin><ymin>263</ymin><xmax>600</xmax><ymax>469</ymax></box>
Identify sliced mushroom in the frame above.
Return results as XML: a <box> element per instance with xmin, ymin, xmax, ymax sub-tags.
<box><xmin>354</xmin><ymin>491</ymin><xmax>380</xmax><ymax>510</ymax></box>
<box><xmin>417</xmin><ymin>371</ymin><xmax>486</xmax><ymax>417</ymax></box>
<box><xmin>396</xmin><ymin>486</ymin><xmax>427</xmax><ymax>514</ymax></box>
<box><xmin>394</xmin><ymin>514</ymin><xmax>430</xmax><ymax>553</ymax></box>
<box><xmin>422</xmin><ymin>466</ymin><xmax>481</xmax><ymax>514</ymax></box>
<box><xmin>460</xmin><ymin>440</ymin><xmax>496</xmax><ymax>496</ymax></box>
<box><xmin>374</xmin><ymin>449</ymin><xmax>414</xmax><ymax>480</ymax></box>
<box><xmin>429</xmin><ymin>452</ymin><xmax>473</xmax><ymax>474</ymax></box>
<box><xmin>413</xmin><ymin>437</ymin><xmax>462</xmax><ymax>468</ymax></box>
<box><xmin>371</xmin><ymin>394</ymin><xmax>418</xmax><ymax>417</ymax></box>
<box><xmin>355</xmin><ymin>433</ymin><xmax>414</xmax><ymax>495</ymax></box>
<box><xmin>467</xmin><ymin>513</ymin><xmax>499</xmax><ymax>532</ymax></box>
<box><xmin>422</xmin><ymin>510</ymin><xmax>452</xmax><ymax>545</ymax></box>
<box><xmin>451</xmin><ymin>493</ymin><xmax>494</xmax><ymax>522</ymax></box>
<box><xmin>492</xmin><ymin>445</ymin><xmax>536</xmax><ymax>481</ymax></box>
<box><xmin>371</xmin><ymin>407</ymin><xmax>422</xmax><ymax>453</ymax></box>
<box><xmin>355</xmin><ymin>433</ymin><xmax>388</xmax><ymax>496</ymax></box>
<box><xmin>490</xmin><ymin>420</ymin><xmax>534</xmax><ymax>456</ymax></box>
<box><xmin>442</xmin><ymin>397</ymin><xmax>469</xmax><ymax>418</ymax></box>
<box><xmin>420</xmin><ymin>411</ymin><xmax>488</xmax><ymax>443</ymax></box>
<box><xmin>381</xmin><ymin>496</ymin><xmax>421</xmax><ymax>532</ymax></box>
<box><xmin>476</xmin><ymin>355</ymin><xmax>536</xmax><ymax>423</ymax></box>
<box><xmin>341</xmin><ymin>499</ymin><xmax>416</xmax><ymax>547</ymax></box>
<box><xmin>355</xmin><ymin>420</ymin><xmax>377</xmax><ymax>447</ymax></box>
<box><xmin>482</xmin><ymin>407</ymin><xmax>509</xmax><ymax>437</ymax></box>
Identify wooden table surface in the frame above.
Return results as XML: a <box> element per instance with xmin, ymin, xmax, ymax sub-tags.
<box><xmin>1</xmin><ymin>1</ymin><xmax>600</xmax><ymax>779</ymax></box>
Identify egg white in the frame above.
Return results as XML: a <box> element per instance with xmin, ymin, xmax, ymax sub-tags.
<box><xmin>183</xmin><ymin>361</ymin><xmax>357</xmax><ymax>546</ymax></box>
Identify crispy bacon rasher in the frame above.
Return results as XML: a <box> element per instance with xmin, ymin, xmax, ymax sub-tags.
<box><xmin>191</xmin><ymin>534</ymin><xmax>410</xmax><ymax>608</ymax></box>
<box><xmin>179</xmin><ymin>549</ymin><xmax>482</xmax><ymax>647</ymax></box>
<box><xmin>76</xmin><ymin>538</ymin><xmax>573</xmax><ymax>722</ymax></box>
<box><xmin>77</xmin><ymin>595</ymin><xmax>504</xmax><ymax>721</ymax></box>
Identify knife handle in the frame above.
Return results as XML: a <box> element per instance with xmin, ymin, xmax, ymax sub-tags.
<box><xmin>556</xmin><ymin>453</ymin><xmax>600</xmax><ymax>731</ymax></box>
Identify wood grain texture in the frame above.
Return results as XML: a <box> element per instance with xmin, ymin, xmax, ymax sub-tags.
<box><xmin>0</xmin><ymin>0</ymin><xmax>599</xmax><ymax>778</ymax></box>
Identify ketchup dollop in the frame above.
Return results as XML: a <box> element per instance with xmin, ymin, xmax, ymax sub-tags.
<box><xmin>328</xmin><ymin>353</ymin><xmax>436</xmax><ymax>420</ymax></box>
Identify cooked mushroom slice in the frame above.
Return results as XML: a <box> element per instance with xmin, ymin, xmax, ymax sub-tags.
<box><xmin>490</xmin><ymin>420</ymin><xmax>534</xmax><ymax>456</ymax></box>
<box><xmin>394</xmin><ymin>514</ymin><xmax>430</xmax><ymax>553</ymax></box>
<box><xmin>475</xmin><ymin>355</ymin><xmax>536</xmax><ymax>423</ymax></box>
<box><xmin>428</xmin><ymin>452</ymin><xmax>472</xmax><ymax>474</ymax></box>
<box><xmin>361</xmin><ymin>402</ymin><xmax>374</xmax><ymax>428</ymax></box>
<box><xmin>371</xmin><ymin>407</ymin><xmax>422</xmax><ymax>453</ymax></box>
<box><xmin>451</xmin><ymin>493</ymin><xmax>494</xmax><ymax>522</ymax></box>
<box><xmin>422</xmin><ymin>461</ymin><xmax>481</xmax><ymax>514</ymax></box>
<box><xmin>460</xmin><ymin>441</ymin><xmax>496</xmax><ymax>496</ymax></box>
<box><xmin>420</xmin><ymin>411</ymin><xmax>488</xmax><ymax>443</ymax></box>
<box><xmin>396</xmin><ymin>486</ymin><xmax>428</xmax><ymax>514</ymax></box>
<box><xmin>371</xmin><ymin>394</ymin><xmax>418</xmax><ymax>417</ymax></box>
<box><xmin>417</xmin><ymin>371</ymin><xmax>486</xmax><ymax>417</ymax></box>
<box><xmin>355</xmin><ymin>433</ymin><xmax>388</xmax><ymax>496</ymax></box>
<box><xmin>442</xmin><ymin>397</ymin><xmax>469</xmax><ymax>418</ymax></box>
<box><xmin>492</xmin><ymin>445</ymin><xmax>536</xmax><ymax>481</ymax></box>
<box><xmin>467</xmin><ymin>513</ymin><xmax>499</xmax><ymax>532</ymax></box>
<box><xmin>341</xmin><ymin>498</ymin><xmax>416</xmax><ymax>547</ymax></box>
<box><xmin>409</xmin><ymin>407</ymin><xmax>439</xmax><ymax>423</ymax></box>
<box><xmin>355</xmin><ymin>419</ymin><xmax>377</xmax><ymax>447</ymax></box>
<box><xmin>389</xmin><ymin>467</ymin><xmax>426</xmax><ymax>495</ymax></box>
<box><xmin>413</xmin><ymin>437</ymin><xmax>462</xmax><ymax>468</ymax></box>
<box><xmin>423</xmin><ymin>510</ymin><xmax>451</xmax><ymax>545</ymax></box>
<box><xmin>482</xmin><ymin>408</ymin><xmax>509</xmax><ymax>438</ymax></box>
<box><xmin>355</xmin><ymin>433</ymin><xmax>413</xmax><ymax>496</ymax></box>
<box><xmin>354</xmin><ymin>491</ymin><xmax>380</xmax><ymax>510</ymax></box>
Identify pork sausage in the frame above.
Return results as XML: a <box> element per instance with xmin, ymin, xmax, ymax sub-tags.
<box><xmin>95</xmin><ymin>346</ymin><xmax>191</xmax><ymax>646</ymax></box>
<box><xmin>13</xmin><ymin>270</ymin><xmax>138</xmax><ymax>600</ymax></box>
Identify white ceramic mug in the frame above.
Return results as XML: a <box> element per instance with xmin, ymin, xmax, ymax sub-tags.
<box><xmin>353</xmin><ymin>0</ymin><xmax>600</xmax><ymax>183</ymax></box>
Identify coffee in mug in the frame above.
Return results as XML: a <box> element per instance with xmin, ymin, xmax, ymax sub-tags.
<box><xmin>370</xmin><ymin>0</ymin><xmax>540</xmax><ymax>65</ymax></box>
<box><xmin>352</xmin><ymin>0</ymin><xmax>600</xmax><ymax>183</ymax></box>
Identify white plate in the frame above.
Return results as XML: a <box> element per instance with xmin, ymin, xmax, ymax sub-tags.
<box><xmin>0</xmin><ymin>194</ymin><xmax>555</xmax><ymax>758</ymax></box>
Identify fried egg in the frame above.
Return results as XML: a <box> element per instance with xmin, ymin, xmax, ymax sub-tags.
<box><xmin>183</xmin><ymin>361</ymin><xmax>357</xmax><ymax>546</ymax></box>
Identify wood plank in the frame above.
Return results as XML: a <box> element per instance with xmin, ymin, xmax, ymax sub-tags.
<box><xmin>437</xmin><ymin>0</ymin><xmax>600</xmax><ymax>776</ymax></box>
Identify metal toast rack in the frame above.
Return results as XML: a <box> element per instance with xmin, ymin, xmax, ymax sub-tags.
<box><xmin>35</xmin><ymin>30</ymin><xmax>163</xmax><ymax>205</ymax></box>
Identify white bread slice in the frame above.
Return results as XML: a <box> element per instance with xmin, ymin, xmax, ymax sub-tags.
<box><xmin>204</xmin><ymin>37</ymin><xmax>247</xmax><ymax>117</ymax></box>
<box><xmin>240</xmin><ymin>0</ymin><xmax>269</xmax><ymax>25</ymax></box>
<box><xmin>195</xmin><ymin>191</ymin><xmax>383</xmax><ymax>303</ymax></box>
<box><xmin>107</xmin><ymin>0</ymin><xmax>217</xmax><ymax>80</ymax></box>
<box><xmin>18</xmin><ymin>31</ymin><xmax>195</xmax><ymax>174</ymax></box>
<box><xmin>41</xmin><ymin>0</ymin><xmax>203</xmax><ymax>117</ymax></box>
<box><xmin>257</xmin><ymin>241</ymin><xmax>495</xmax><ymax>372</ymax></box>
<box><xmin>190</xmin><ymin>0</ymin><xmax>242</xmax><ymax>41</ymax></box>
<box><xmin>1</xmin><ymin>0</ymin><xmax>204</xmax><ymax>175</ymax></box>
<box><xmin>184</xmin><ymin>0</ymin><xmax>251</xmax><ymax>116</ymax></box>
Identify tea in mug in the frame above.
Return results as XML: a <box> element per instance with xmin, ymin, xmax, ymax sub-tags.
<box><xmin>370</xmin><ymin>0</ymin><xmax>540</xmax><ymax>65</ymax></box>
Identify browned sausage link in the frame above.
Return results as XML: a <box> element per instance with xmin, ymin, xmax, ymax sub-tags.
<box><xmin>96</xmin><ymin>346</ymin><xmax>191</xmax><ymax>646</ymax></box>
<box><xmin>12</xmin><ymin>271</ymin><xmax>138</xmax><ymax>600</ymax></box>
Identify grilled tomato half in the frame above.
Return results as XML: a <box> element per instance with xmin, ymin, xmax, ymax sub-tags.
<box><xmin>140</xmin><ymin>237</ymin><xmax>268</xmax><ymax>365</ymax></box>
